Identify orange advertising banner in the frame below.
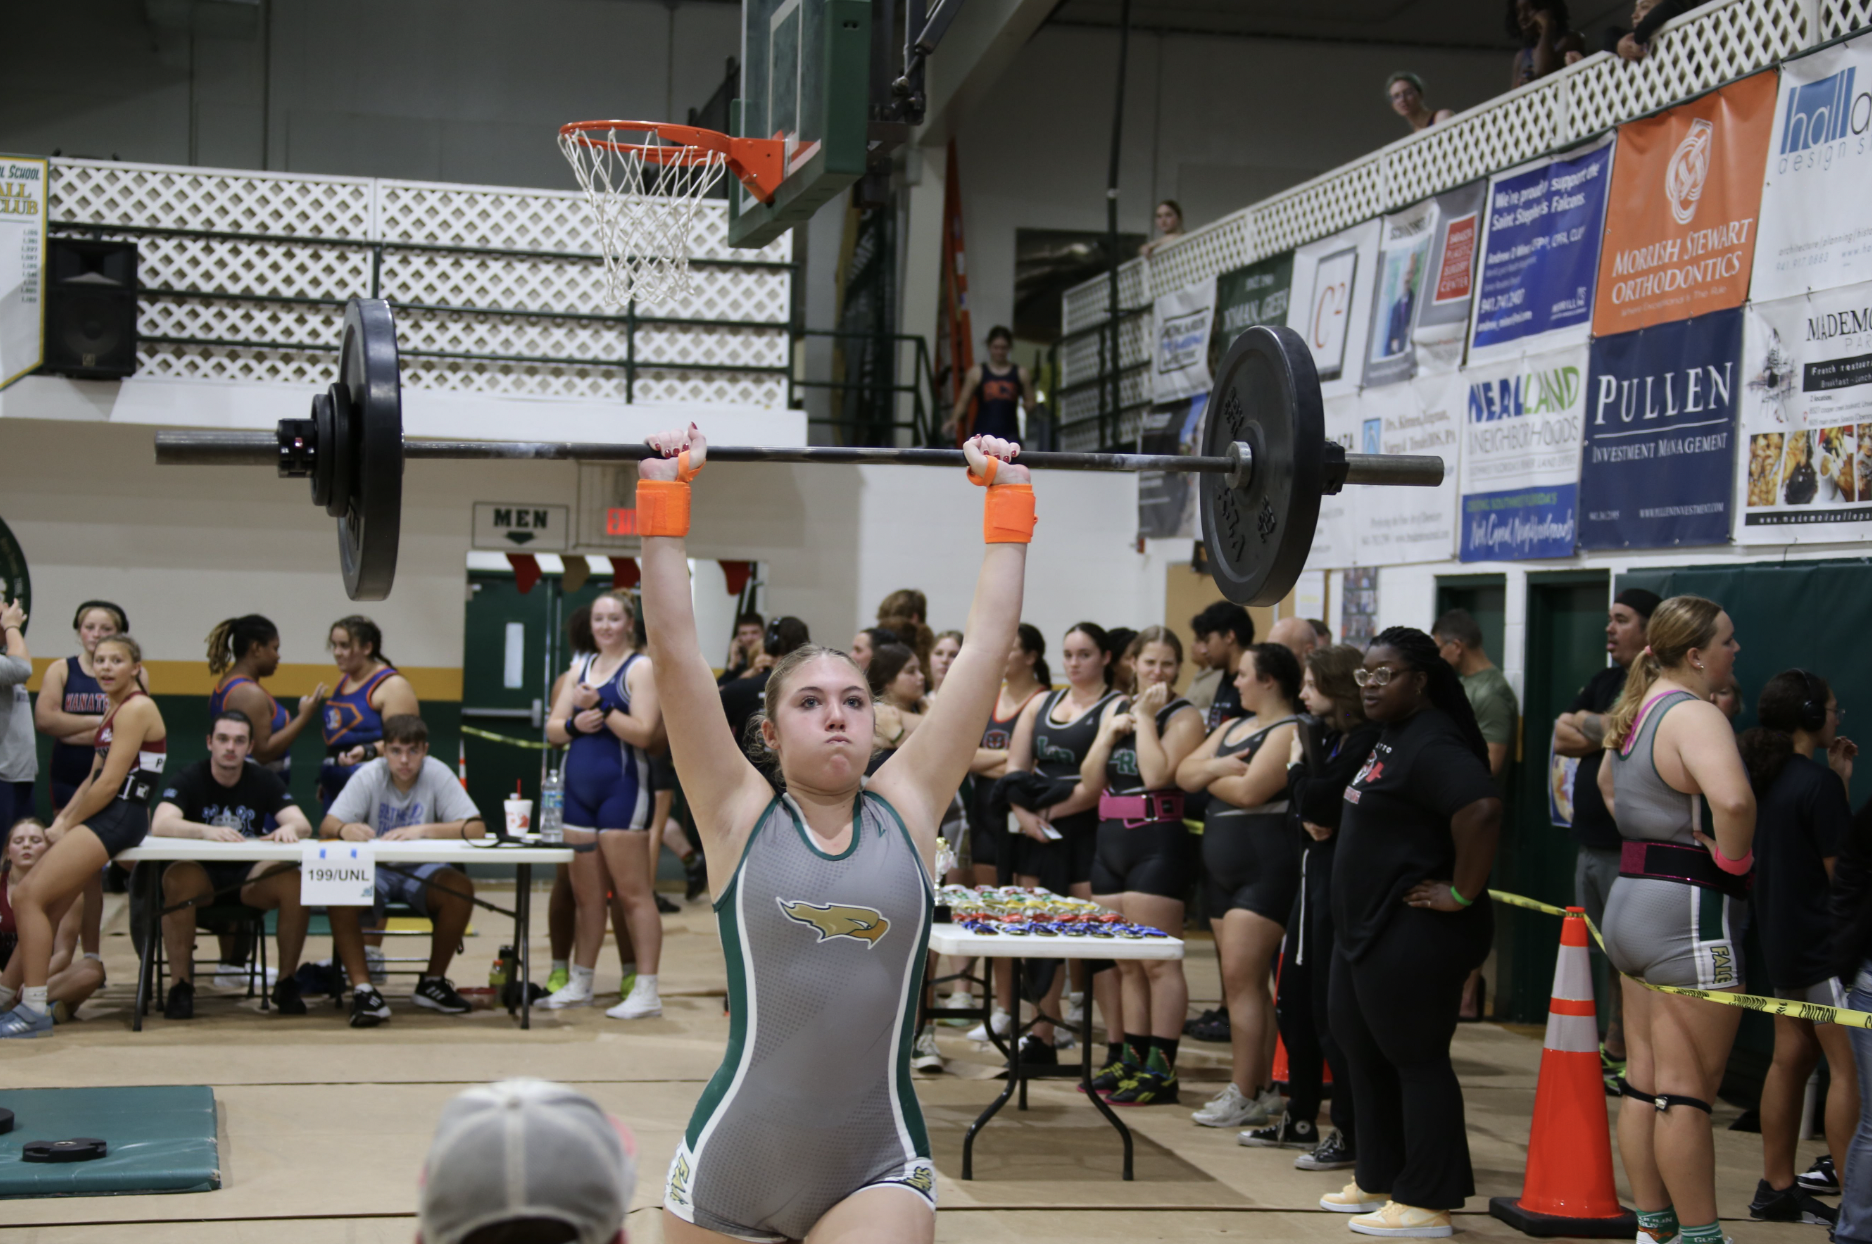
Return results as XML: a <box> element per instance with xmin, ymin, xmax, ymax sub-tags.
<box><xmin>1592</xmin><ymin>70</ymin><xmax>1778</xmax><ymax>335</ymax></box>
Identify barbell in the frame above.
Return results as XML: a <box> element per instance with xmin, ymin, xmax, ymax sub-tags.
<box><xmin>152</xmin><ymin>298</ymin><xmax>1445</xmax><ymax>605</ymax></box>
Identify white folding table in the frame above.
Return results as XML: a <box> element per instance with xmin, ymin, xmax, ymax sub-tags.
<box><xmin>114</xmin><ymin>837</ymin><xmax>574</xmax><ymax>1030</ymax></box>
<box><xmin>927</xmin><ymin>922</ymin><xmax>1184</xmax><ymax>1180</ymax></box>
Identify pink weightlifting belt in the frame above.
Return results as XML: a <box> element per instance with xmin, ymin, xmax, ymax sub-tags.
<box><xmin>1098</xmin><ymin>790</ymin><xmax>1185</xmax><ymax>827</ymax></box>
<box><xmin>1619</xmin><ymin>839</ymin><xmax>1750</xmax><ymax>900</ymax></box>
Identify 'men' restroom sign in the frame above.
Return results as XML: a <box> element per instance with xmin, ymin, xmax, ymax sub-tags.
<box><xmin>473</xmin><ymin>503</ymin><xmax>571</xmax><ymax>551</ymax></box>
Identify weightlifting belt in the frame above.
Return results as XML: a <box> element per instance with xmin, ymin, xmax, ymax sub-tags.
<box><xmin>1619</xmin><ymin>839</ymin><xmax>1750</xmax><ymax>900</ymax></box>
<box><xmin>1098</xmin><ymin>790</ymin><xmax>1185</xmax><ymax>828</ymax></box>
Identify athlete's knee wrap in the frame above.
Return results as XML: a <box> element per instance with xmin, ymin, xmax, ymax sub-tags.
<box><xmin>1653</xmin><ymin>1091</ymin><xmax>1712</xmax><ymax>1114</ymax></box>
<box><xmin>1615</xmin><ymin>1077</ymin><xmax>1655</xmax><ymax>1104</ymax></box>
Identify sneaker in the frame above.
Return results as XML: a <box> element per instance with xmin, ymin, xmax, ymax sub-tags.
<box><xmin>1189</xmin><ymin>1010</ymin><xmax>1232</xmax><ymax>1043</ymax></box>
<box><xmin>545</xmin><ymin>967</ymin><xmax>571</xmax><ymax>995</ymax></box>
<box><xmin>1798</xmin><ymin>1155</ymin><xmax>1841</xmax><ymax>1196</ymax></box>
<box><xmin>683</xmin><ymin>853</ymin><xmax>709</xmax><ymax>902</ymax></box>
<box><xmin>538</xmin><ymin>975</ymin><xmax>594</xmax><ymax>1010</ymax></box>
<box><xmin>164</xmin><ymin>979</ymin><xmax>195</xmax><ymax>1020</ymax></box>
<box><xmin>1087</xmin><ymin>1057</ymin><xmax>1136</xmax><ymax>1095</ymax></box>
<box><xmin>1349</xmin><ymin>1201</ymin><xmax>1453</xmax><ymax>1237</ymax></box>
<box><xmin>0</xmin><ymin>1005</ymin><xmax>54</xmax><ymax>1039</ymax></box>
<box><xmin>1053</xmin><ymin>1027</ymin><xmax>1077</xmax><ymax>1052</ymax></box>
<box><xmin>1321</xmin><ymin>1181</ymin><xmax>1390</xmax><ymax>1214</ymax></box>
<box><xmin>214</xmin><ymin>960</ymin><xmax>277</xmax><ymax>989</ymax></box>
<box><xmin>606</xmin><ymin>979</ymin><xmax>662</xmax><ymax>1020</ymax></box>
<box><xmin>966</xmin><ymin>1009</ymin><xmax>1013</xmax><ymax>1043</ymax></box>
<box><xmin>1750</xmin><ymin>1179</ymin><xmax>1838</xmax><ymax>1225</ymax></box>
<box><xmin>272</xmin><ymin>976</ymin><xmax>308</xmax><ymax>1016</ymax></box>
<box><xmin>412</xmin><ymin>976</ymin><xmax>472</xmax><ymax>1014</ymax></box>
<box><xmin>365</xmin><ymin>946</ymin><xmax>387</xmax><ymax>985</ymax></box>
<box><xmin>1192</xmin><ymin>1082</ymin><xmax>1254</xmax><ymax>1127</ymax></box>
<box><xmin>1296</xmin><ymin>1127</ymin><xmax>1357</xmax><ymax>1171</ymax></box>
<box><xmin>1108</xmin><ymin>1067</ymin><xmax>1180</xmax><ymax>1106</ymax></box>
<box><xmin>912</xmin><ymin>1024</ymin><xmax>945</xmax><ymax>1073</ymax></box>
<box><xmin>1063</xmin><ymin>992</ymin><xmax>1085</xmax><ymax>1026</ymax></box>
<box><xmin>349</xmin><ymin>985</ymin><xmax>391</xmax><ymax>1028</ymax></box>
<box><xmin>1240</xmin><ymin>1114</ymin><xmax>1319</xmax><ymax>1149</ymax></box>
<box><xmin>993</xmin><ymin>1033</ymin><xmax>1058</xmax><ymax>1077</ymax></box>
<box><xmin>1183</xmin><ymin>1006</ymin><xmax>1220</xmax><ymax>1037</ymax></box>
<box><xmin>655</xmin><ymin>892</ymin><xmax>680</xmax><ymax>914</ymax></box>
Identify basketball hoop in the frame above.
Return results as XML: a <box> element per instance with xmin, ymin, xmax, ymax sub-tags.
<box><xmin>559</xmin><ymin>121</ymin><xmax>787</xmax><ymax>306</ymax></box>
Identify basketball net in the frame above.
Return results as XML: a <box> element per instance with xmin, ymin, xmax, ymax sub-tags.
<box><xmin>559</xmin><ymin>127</ymin><xmax>728</xmax><ymax>306</ymax></box>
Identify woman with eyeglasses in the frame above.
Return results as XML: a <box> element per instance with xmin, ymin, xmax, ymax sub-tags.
<box><xmin>1320</xmin><ymin>627</ymin><xmax>1502</xmax><ymax>1237</ymax></box>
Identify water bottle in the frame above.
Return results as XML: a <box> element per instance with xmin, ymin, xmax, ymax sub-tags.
<box><xmin>540</xmin><ymin>766</ymin><xmax>565</xmax><ymax>843</ymax></box>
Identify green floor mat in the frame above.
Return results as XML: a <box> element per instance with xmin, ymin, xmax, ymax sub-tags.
<box><xmin>0</xmin><ymin>1086</ymin><xmax>219</xmax><ymax>1197</ymax></box>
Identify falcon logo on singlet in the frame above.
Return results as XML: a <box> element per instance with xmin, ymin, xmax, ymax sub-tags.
<box><xmin>777</xmin><ymin>899</ymin><xmax>890</xmax><ymax>946</ymax></box>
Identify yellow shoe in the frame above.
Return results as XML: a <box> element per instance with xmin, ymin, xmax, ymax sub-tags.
<box><xmin>1321</xmin><ymin>1181</ymin><xmax>1390</xmax><ymax>1213</ymax></box>
<box><xmin>1348</xmin><ymin>1201</ymin><xmax>1453</xmax><ymax>1237</ymax></box>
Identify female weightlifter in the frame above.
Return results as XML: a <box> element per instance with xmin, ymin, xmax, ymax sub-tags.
<box><xmin>319</xmin><ymin>615</ymin><xmax>419</xmax><ymax>810</ymax></box>
<box><xmin>1079</xmin><ymin>626</ymin><xmax>1205</xmax><ymax>1105</ymax></box>
<box><xmin>1598</xmin><ymin>597</ymin><xmax>1755</xmax><ymax>1244</ymax></box>
<box><xmin>1177</xmin><ymin>643</ymin><xmax>1302</xmax><ymax>1129</ymax></box>
<box><xmin>644</xmin><ymin>423</ymin><xmax>1031</xmax><ymax>1244</ymax></box>
<box><xmin>1</xmin><ymin>634</ymin><xmax>166</xmax><ymax>1038</ymax></box>
<box><xmin>207</xmin><ymin>614</ymin><xmax>325</xmax><ymax>777</ymax></box>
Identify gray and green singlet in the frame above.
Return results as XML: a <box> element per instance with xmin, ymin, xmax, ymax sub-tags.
<box><xmin>664</xmin><ymin>788</ymin><xmax>936</xmax><ymax>1242</ymax></box>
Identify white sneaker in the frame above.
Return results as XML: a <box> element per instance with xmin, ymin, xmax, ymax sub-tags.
<box><xmin>966</xmin><ymin>1009</ymin><xmax>1012</xmax><ymax>1043</ymax></box>
<box><xmin>537</xmin><ymin>976</ymin><xmax>593</xmax><ymax>1009</ymax></box>
<box><xmin>365</xmin><ymin>946</ymin><xmax>386</xmax><ymax>985</ymax></box>
<box><xmin>606</xmin><ymin>980</ymin><xmax>662</xmax><ymax>1020</ymax></box>
<box><xmin>1062</xmin><ymin>991</ymin><xmax>1085</xmax><ymax>1026</ymax></box>
<box><xmin>212</xmin><ymin>961</ymin><xmax>278</xmax><ymax>989</ymax></box>
<box><xmin>1192</xmin><ymin>1082</ymin><xmax>1278</xmax><ymax>1128</ymax></box>
<box><xmin>912</xmin><ymin>1024</ymin><xmax>945</xmax><ymax>1073</ymax></box>
<box><xmin>1053</xmin><ymin>1027</ymin><xmax>1077</xmax><ymax>1051</ymax></box>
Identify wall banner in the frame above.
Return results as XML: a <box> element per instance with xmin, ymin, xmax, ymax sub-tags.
<box><xmin>1209</xmin><ymin>253</ymin><xmax>1293</xmax><ymax>373</ymax></box>
<box><xmin>1351</xmin><ymin>379</ymin><xmax>1460</xmax><ymax>564</ymax></box>
<box><xmin>1414</xmin><ymin>180</ymin><xmax>1487</xmax><ymax>375</ymax></box>
<box><xmin>1468</xmin><ymin>136</ymin><xmax>1615</xmax><ymax>364</ymax></box>
<box><xmin>1457</xmin><ymin>346</ymin><xmax>1587</xmax><ymax>561</ymax></box>
<box><xmin>1363</xmin><ymin>198</ymin><xmax>1437</xmax><ymax>388</ymax></box>
<box><xmin>1736</xmin><ymin>289</ymin><xmax>1872</xmax><ymax>543</ymax></box>
<box><xmin>1287</xmin><ymin>220</ymin><xmax>1382</xmax><ymax>397</ymax></box>
<box><xmin>1579</xmin><ymin>307</ymin><xmax>1742</xmax><ymax>550</ymax></box>
<box><xmin>1593</xmin><ymin>72</ymin><xmax>1776</xmax><ymax>335</ymax></box>
<box><xmin>0</xmin><ymin>156</ymin><xmax>47</xmax><ymax>390</ymax></box>
<box><xmin>1150</xmin><ymin>275</ymin><xmax>1218</xmax><ymax>405</ymax></box>
<box><xmin>1752</xmin><ymin>32</ymin><xmax>1872</xmax><ymax>302</ymax></box>
<box><xmin>1304</xmin><ymin>395</ymin><xmax>1363</xmax><ymax>570</ymax></box>
<box><xmin>1137</xmin><ymin>393</ymin><xmax>1205</xmax><ymax>540</ymax></box>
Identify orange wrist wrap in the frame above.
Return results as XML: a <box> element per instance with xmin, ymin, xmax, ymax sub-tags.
<box><xmin>635</xmin><ymin>479</ymin><xmax>691</xmax><ymax>538</ymax></box>
<box><xmin>983</xmin><ymin>484</ymin><xmax>1037</xmax><ymax>544</ymax></box>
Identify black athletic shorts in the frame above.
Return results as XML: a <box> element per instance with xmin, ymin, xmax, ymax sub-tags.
<box><xmin>86</xmin><ymin>799</ymin><xmax>151</xmax><ymax>858</ymax></box>
<box><xmin>1015</xmin><ymin>814</ymin><xmax>1097</xmax><ymax>892</ymax></box>
<box><xmin>1089</xmin><ymin>818</ymin><xmax>1193</xmax><ymax>900</ymax></box>
<box><xmin>1201</xmin><ymin>809</ymin><xmax>1298</xmax><ymax>923</ymax></box>
<box><xmin>162</xmin><ymin>859</ymin><xmax>259</xmax><ymax>901</ymax></box>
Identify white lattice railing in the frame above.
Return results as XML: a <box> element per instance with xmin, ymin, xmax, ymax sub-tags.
<box><xmin>1057</xmin><ymin>0</ymin><xmax>1840</xmax><ymax>445</ymax></box>
<box><xmin>49</xmin><ymin>160</ymin><xmax>794</xmax><ymax>408</ymax></box>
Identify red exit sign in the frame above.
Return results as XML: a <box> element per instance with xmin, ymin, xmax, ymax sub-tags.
<box><xmin>606</xmin><ymin>507</ymin><xmax>637</xmax><ymax>536</ymax></box>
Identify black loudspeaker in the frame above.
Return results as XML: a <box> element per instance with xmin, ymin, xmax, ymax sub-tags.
<box><xmin>43</xmin><ymin>238</ymin><xmax>138</xmax><ymax>380</ymax></box>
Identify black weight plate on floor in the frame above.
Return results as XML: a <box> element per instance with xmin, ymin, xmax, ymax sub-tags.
<box><xmin>1198</xmin><ymin>325</ymin><xmax>1325</xmax><ymax>606</ymax></box>
<box><xmin>334</xmin><ymin>298</ymin><xmax>403</xmax><ymax>601</ymax></box>
<box><xmin>23</xmin><ymin>1138</ymin><xmax>107</xmax><ymax>1163</ymax></box>
<box><xmin>0</xmin><ymin>1107</ymin><xmax>12</xmax><ymax>1134</ymax></box>
<box><xmin>324</xmin><ymin>382</ymin><xmax>355</xmax><ymax>520</ymax></box>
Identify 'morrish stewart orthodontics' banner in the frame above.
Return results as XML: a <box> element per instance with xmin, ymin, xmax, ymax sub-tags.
<box><xmin>1578</xmin><ymin>308</ymin><xmax>1742</xmax><ymax>550</ymax></box>
<box><xmin>1457</xmin><ymin>346</ymin><xmax>1586</xmax><ymax>560</ymax></box>
<box><xmin>1593</xmin><ymin>72</ymin><xmax>1776</xmax><ymax>334</ymax></box>
<box><xmin>1752</xmin><ymin>31</ymin><xmax>1872</xmax><ymax>302</ymax></box>
<box><xmin>1736</xmin><ymin>286</ymin><xmax>1872</xmax><ymax>544</ymax></box>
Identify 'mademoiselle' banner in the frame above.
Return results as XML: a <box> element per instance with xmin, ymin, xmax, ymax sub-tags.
<box><xmin>1578</xmin><ymin>307</ymin><xmax>1742</xmax><ymax>549</ymax></box>
<box><xmin>1458</xmin><ymin>347</ymin><xmax>1586</xmax><ymax>560</ymax></box>
<box><xmin>1149</xmin><ymin>275</ymin><xmax>1218</xmax><ymax>405</ymax></box>
<box><xmin>1593</xmin><ymin>71</ymin><xmax>1776</xmax><ymax>334</ymax></box>
<box><xmin>1468</xmin><ymin>136</ymin><xmax>1614</xmax><ymax>364</ymax></box>
<box><xmin>1753</xmin><ymin>32</ymin><xmax>1872</xmax><ymax>301</ymax></box>
<box><xmin>1287</xmin><ymin>220</ymin><xmax>1382</xmax><ymax>398</ymax></box>
<box><xmin>1736</xmin><ymin>288</ymin><xmax>1872</xmax><ymax>543</ymax></box>
<box><xmin>1414</xmin><ymin>180</ymin><xmax>1486</xmax><ymax>375</ymax></box>
<box><xmin>1363</xmin><ymin>198</ymin><xmax>1436</xmax><ymax>388</ymax></box>
<box><xmin>1350</xmin><ymin>379</ymin><xmax>1461</xmax><ymax>564</ymax></box>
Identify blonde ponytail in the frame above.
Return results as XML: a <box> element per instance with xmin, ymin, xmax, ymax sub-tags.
<box><xmin>1602</xmin><ymin>595</ymin><xmax>1722</xmax><ymax>750</ymax></box>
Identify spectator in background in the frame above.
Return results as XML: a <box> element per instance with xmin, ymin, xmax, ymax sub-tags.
<box><xmin>206</xmin><ymin>614</ymin><xmax>326</xmax><ymax>779</ymax></box>
<box><xmin>1433</xmin><ymin>609</ymin><xmax>1517</xmax><ymax>783</ymax></box>
<box><xmin>928</xmin><ymin>630</ymin><xmax>963</xmax><ymax>702</ymax></box>
<box><xmin>947</xmin><ymin>327</ymin><xmax>1036</xmax><ymax>446</ymax></box>
<box><xmin>1831</xmin><ymin>799</ymin><xmax>1872</xmax><ymax>1244</ymax></box>
<box><xmin>1310</xmin><ymin>619</ymin><xmax>1333</xmax><ymax>645</ymax></box>
<box><xmin>850</xmin><ymin>626</ymin><xmax>898</xmax><ymax>673</ymax></box>
<box><xmin>1713</xmin><ymin>680</ymin><xmax>1744</xmax><ymax>724</ymax></box>
<box><xmin>1553</xmin><ymin>587</ymin><xmax>1660</xmax><ymax>1074</ymax></box>
<box><xmin>1192</xmin><ymin>602</ymin><xmax>1257</xmax><ymax>729</ymax></box>
<box><xmin>1739</xmin><ymin>670</ymin><xmax>1859</xmax><ymax>1227</ymax></box>
<box><xmin>721</xmin><ymin>617</ymin><xmax>811</xmax><ymax>764</ymax></box>
<box><xmin>1185</xmin><ymin>632</ymin><xmax>1222</xmax><ymax>719</ymax></box>
<box><xmin>877</xmin><ymin>589</ymin><xmax>936</xmax><ymax>677</ymax></box>
<box><xmin>0</xmin><ymin>600</ymin><xmax>34</xmax><ymax>833</ymax></box>
<box><xmin>1617</xmin><ymin>0</ymin><xmax>1695</xmax><ymax>59</ymax></box>
<box><xmin>1509</xmin><ymin>0</ymin><xmax>1585</xmax><ymax>85</ymax></box>
<box><xmin>417</xmin><ymin>1079</ymin><xmax>636</xmax><ymax>1244</ymax></box>
<box><xmin>718</xmin><ymin>611</ymin><xmax>765</xmax><ymax>685</ymax></box>
<box><xmin>1386</xmin><ymin>72</ymin><xmax>1455</xmax><ymax>132</ymax></box>
<box><xmin>1269</xmin><ymin>616</ymin><xmax>1321</xmax><ymax>661</ymax></box>
<box><xmin>1108</xmin><ymin>627</ymin><xmax>1140</xmax><ymax>697</ymax></box>
<box><xmin>1141</xmin><ymin>200</ymin><xmax>1187</xmax><ymax>257</ymax></box>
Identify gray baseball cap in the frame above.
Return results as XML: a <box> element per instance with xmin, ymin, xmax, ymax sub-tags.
<box><xmin>419</xmin><ymin>1079</ymin><xmax>637</xmax><ymax>1244</ymax></box>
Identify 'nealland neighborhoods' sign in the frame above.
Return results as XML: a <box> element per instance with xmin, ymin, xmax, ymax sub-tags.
<box><xmin>1458</xmin><ymin>348</ymin><xmax>1586</xmax><ymax>560</ymax></box>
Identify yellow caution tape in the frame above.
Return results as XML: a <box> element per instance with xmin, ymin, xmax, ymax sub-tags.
<box><xmin>459</xmin><ymin>724</ymin><xmax>554</xmax><ymax>751</ymax></box>
<box><xmin>1487</xmin><ymin>888</ymin><xmax>1872</xmax><ymax>1030</ymax></box>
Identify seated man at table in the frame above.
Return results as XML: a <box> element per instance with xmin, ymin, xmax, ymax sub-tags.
<box><xmin>320</xmin><ymin>714</ymin><xmax>478</xmax><ymax>1027</ymax></box>
<box><xmin>152</xmin><ymin>709</ymin><xmax>316</xmax><ymax>1020</ymax></box>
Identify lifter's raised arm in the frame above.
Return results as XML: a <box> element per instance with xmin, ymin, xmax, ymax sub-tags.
<box><xmin>638</xmin><ymin>425</ymin><xmax>772</xmax><ymax>850</ymax></box>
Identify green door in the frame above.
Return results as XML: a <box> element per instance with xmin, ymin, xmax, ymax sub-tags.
<box><xmin>1434</xmin><ymin>575</ymin><xmax>1506</xmax><ymax>659</ymax></box>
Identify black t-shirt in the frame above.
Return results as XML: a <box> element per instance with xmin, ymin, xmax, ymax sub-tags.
<box><xmin>720</xmin><ymin>671</ymin><xmax>772</xmax><ymax>762</ymax></box>
<box><xmin>1565</xmin><ymin>665</ymin><xmax>1628</xmax><ymax>850</ymax></box>
<box><xmin>157</xmin><ymin>759</ymin><xmax>297</xmax><ymax>837</ymax></box>
<box><xmin>1831</xmin><ymin>797</ymin><xmax>1872</xmax><ymax>979</ymax></box>
<box><xmin>1332</xmin><ymin>706</ymin><xmax>1498</xmax><ymax>960</ymax></box>
<box><xmin>1206</xmin><ymin>675</ymin><xmax>1242</xmax><ymax>730</ymax></box>
<box><xmin>1288</xmin><ymin>720</ymin><xmax>1382</xmax><ymax>832</ymax></box>
<box><xmin>1754</xmin><ymin>753</ymin><xmax>1851</xmax><ymax>989</ymax></box>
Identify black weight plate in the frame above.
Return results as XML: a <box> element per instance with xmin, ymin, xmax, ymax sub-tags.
<box><xmin>309</xmin><ymin>390</ymin><xmax>335</xmax><ymax>510</ymax></box>
<box><xmin>23</xmin><ymin>1137</ymin><xmax>107</xmax><ymax>1163</ymax></box>
<box><xmin>1198</xmin><ymin>325</ymin><xmax>1325</xmax><ymax>607</ymax></box>
<box><xmin>334</xmin><ymin>298</ymin><xmax>403</xmax><ymax>601</ymax></box>
<box><xmin>324</xmin><ymin>382</ymin><xmax>355</xmax><ymax>520</ymax></box>
<box><xmin>0</xmin><ymin>1106</ymin><xmax>12</xmax><ymax>1134</ymax></box>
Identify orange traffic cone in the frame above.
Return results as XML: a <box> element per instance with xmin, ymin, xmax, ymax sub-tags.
<box><xmin>1489</xmin><ymin>907</ymin><xmax>1635</xmax><ymax>1237</ymax></box>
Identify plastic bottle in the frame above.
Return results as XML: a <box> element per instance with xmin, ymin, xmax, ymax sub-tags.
<box><xmin>540</xmin><ymin>765</ymin><xmax>564</xmax><ymax>844</ymax></box>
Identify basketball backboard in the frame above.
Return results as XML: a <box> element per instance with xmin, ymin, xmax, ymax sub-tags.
<box><xmin>730</xmin><ymin>0</ymin><xmax>872</xmax><ymax>248</ymax></box>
